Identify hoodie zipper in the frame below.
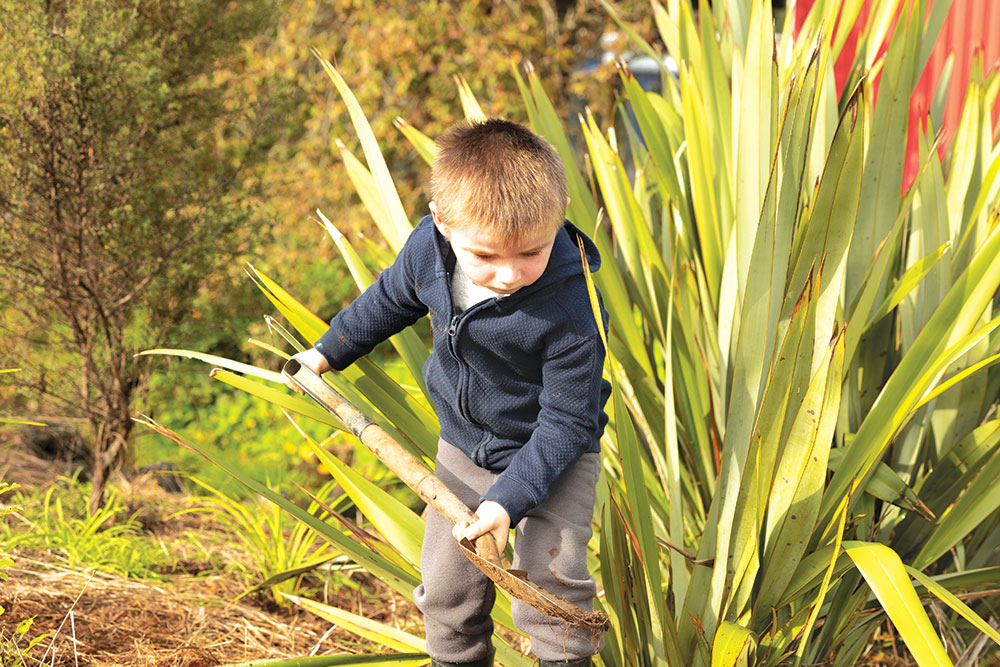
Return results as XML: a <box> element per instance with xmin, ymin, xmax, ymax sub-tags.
<box><xmin>446</xmin><ymin>299</ymin><xmax>497</xmax><ymax>426</ymax></box>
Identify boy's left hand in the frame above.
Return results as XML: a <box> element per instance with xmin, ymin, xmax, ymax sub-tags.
<box><xmin>453</xmin><ymin>500</ymin><xmax>511</xmax><ymax>553</ymax></box>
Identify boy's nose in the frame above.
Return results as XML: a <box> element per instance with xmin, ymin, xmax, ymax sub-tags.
<box><xmin>495</xmin><ymin>264</ymin><xmax>519</xmax><ymax>286</ymax></box>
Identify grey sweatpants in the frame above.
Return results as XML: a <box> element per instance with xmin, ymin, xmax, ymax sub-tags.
<box><xmin>413</xmin><ymin>439</ymin><xmax>603</xmax><ymax>662</ymax></box>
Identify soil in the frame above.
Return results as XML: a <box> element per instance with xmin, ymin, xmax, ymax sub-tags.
<box><xmin>0</xmin><ymin>440</ymin><xmax>427</xmax><ymax>666</ymax></box>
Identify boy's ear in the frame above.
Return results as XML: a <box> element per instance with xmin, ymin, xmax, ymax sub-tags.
<box><xmin>429</xmin><ymin>201</ymin><xmax>449</xmax><ymax>237</ymax></box>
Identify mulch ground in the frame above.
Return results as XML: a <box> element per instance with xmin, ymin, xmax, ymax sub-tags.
<box><xmin>0</xmin><ymin>440</ymin><xmax>426</xmax><ymax>666</ymax></box>
<box><xmin>2</xmin><ymin>554</ymin><xmax>359</xmax><ymax>666</ymax></box>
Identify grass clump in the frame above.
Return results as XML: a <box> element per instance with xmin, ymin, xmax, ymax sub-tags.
<box><xmin>1</xmin><ymin>481</ymin><xmax>47</xmax><ymax>666</ymax></box>
<box><xmin>182</xmin><ymin>477</ymin><xmax>346</xmax><ymax>606</ymax></box>
<box><xmin>1</xmin><ymin>476</ymin><xmax>171</xmax><ymax>580</ymax></box>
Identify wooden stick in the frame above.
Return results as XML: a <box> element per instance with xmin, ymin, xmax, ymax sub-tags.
<box><xmin>283</xmin><ymin>359</ymin><xmax>502</xmax><ymax>566</ymax></box>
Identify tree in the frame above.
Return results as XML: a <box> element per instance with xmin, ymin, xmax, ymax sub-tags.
<box><xmin>0</xmin><ymin>0</ymin><xmax>290</xmax><ymax>512</ymax></box>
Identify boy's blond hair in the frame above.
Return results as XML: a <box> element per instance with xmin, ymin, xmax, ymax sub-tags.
<box><xmin>430</xmin><ymin>119</ymin><xmax>567</xmax><ymax>241</ymax></box>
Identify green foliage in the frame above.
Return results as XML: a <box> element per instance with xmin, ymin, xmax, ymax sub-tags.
<box><xmin>1</xmin><ymin>481</ymin><xmax>21</xmax><ymax>583</ymax></box>
<box><xmin>0</xmin><ymin>0</ymin><xmax>294</xmax><ymax>509</ymax></box>
<box><xmin>1</xmin><ymin>376</ymin><xmax>46</xmax><ymax>663</ymax></box>
<box><xmin>1</xmin><ymin>477</ymin><xmax>170</xmax><ymax>579</ymax></box>
<box><xmin>184</xmin><ymin>477</ymin><xmax>344</xmax><ymax>604</ymax></box>
<box><xmin>1</xmin><ymin>481</ymin><xmax>46</xmax><ymax>666</ymax></box>
<box><xmin>137</xmin><ymin>350</ymin><xmax>419</xmax><ymax>498</ymax></box>
<box><xmin>142</xmin><ymin>1</ymin><xmax>1000</xmax><ymax>665</ymax></box>
<box><xmin>0</xmin><ymin>368</ymin><xmax>44</xmax><ymax>426</ymax></box>
<box><xmin>0</xmin><ymin>615</ymin><xmax>44</xmax><ymax>667</ymax></box>
<box><xmin>138</xmin><ymin>368</ymin><xmax>327</xmax><ymax>497</ymax></box>
<box><xmin>244</xmin><ymin>0</ymin><xmax>654</xmax><ymax>300</ymax></box>
<box><xmin>575</xmin><ymin>1</ymin><xmax>1000</xmax><ymax>664</ymax></box>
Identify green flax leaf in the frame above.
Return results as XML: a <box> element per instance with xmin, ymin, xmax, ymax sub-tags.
<box><xmin>844</xmin><ymin>542</ymin><xmax>953</xmax><ymax>667</ymax></box>
<box><xmin>283</xmin><ymin>594</ymin><xmax>426</xmax><ymax>652</ymax></box>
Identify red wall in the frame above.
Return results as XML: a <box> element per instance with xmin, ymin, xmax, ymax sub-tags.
<box><xmin>793</xmin><ymin>0</ymin><xmax>1000</xmax><ymax>188</ymax></box>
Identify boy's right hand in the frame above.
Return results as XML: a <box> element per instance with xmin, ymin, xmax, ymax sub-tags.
<box><xmin>453</xmin><ymin>500</ymin><xmax>511</xmax><ymax>553</ymax></box>
<box><xmin>283</xmin><ymin>348</ymin><xmax>332</xmax><ymax>394</ymax></box>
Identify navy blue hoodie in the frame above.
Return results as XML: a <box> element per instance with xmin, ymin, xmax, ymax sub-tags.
<box><xmin>315</xmin><ymin>215</ymin><xmax>611</xmax><ymax>524</ymax></box>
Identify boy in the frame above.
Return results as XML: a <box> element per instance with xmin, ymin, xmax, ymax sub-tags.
<box><xmin>289</xmin><ymin>119</ymin><xmax>610</xmax><ymax>666</ymax></box>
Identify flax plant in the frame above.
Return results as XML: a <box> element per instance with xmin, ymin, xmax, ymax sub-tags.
<box><xmin>144</xmin><ymin>0</ymin><xmax>1000</xmax><ymax>664</ymax></box>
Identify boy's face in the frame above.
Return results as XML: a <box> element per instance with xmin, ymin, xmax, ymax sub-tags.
<box><xmin>431</xmin><ymin>205</ymin><xmax>558</xmax><ymax>295</ymax></box>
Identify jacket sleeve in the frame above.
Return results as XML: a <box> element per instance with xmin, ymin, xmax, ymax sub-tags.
<box><xmin>314</xmin><ymin>227</ymin><xmax>429</xmax><ymax>370</ymax></box>
<box><xmin>480</xmin><ymin>332</ymin><xmax>608</xmax><ymax>525</ymax></box>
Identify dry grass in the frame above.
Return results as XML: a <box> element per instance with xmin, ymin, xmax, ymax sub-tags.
<box><xmin>1</xmin><ymin>439</ymin><xmax>424</xmax><ymax>666</ymax></box>
<box><xmin>1</xmin><ymin>550</ymin><xmax>420</xmax><ymax>666</ymax></box>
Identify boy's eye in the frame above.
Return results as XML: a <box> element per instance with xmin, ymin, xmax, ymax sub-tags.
<box><xmin>474</xmin><ymin>253</ymin><xmax>495</xmax><ymax>261</ymax></box>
